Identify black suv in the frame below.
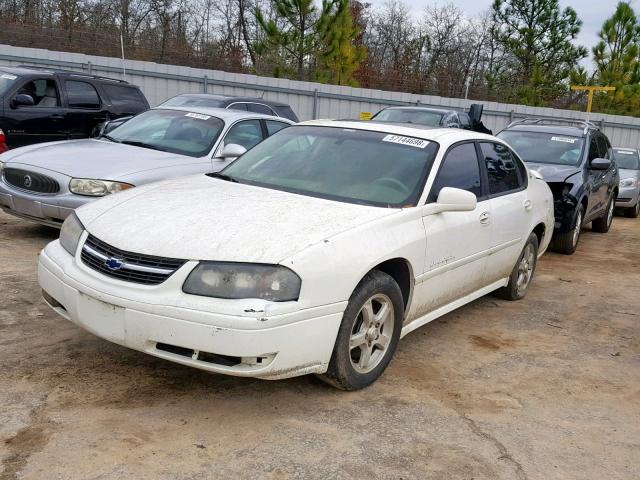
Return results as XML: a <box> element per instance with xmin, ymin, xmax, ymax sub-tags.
<box><xmin>0</xmin><ymin>66</ymin><xmax>149</xmax><ymax>150</ymax></box>
<box><xmin>160</xmin><ymin>94</ymin><xmax>299</xmax><ymax>122</ymax></box>
<box><xmin>498</xmin><ymin>119</ymin><xmax>619</xmax><ymax>254</ymax></box>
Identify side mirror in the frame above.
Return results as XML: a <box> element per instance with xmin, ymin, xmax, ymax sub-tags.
<box><xmin>219</xmin><ymin>143</ymin><xmax>247</xmax><ymax>160</ymax></box>
<box><xmin>431</xmin><ymin>187</ymin><xmax>477</xmax><ymax>213</ymax></box>
<box><xmin>11</xmin><ymin>94</ymin><xmax>35</xmax><ymax>108</ymax></box>
<box><xmin>590</xmin><ymin>157</ymin><xmax>611</xmax><ymax>170</ymax></box>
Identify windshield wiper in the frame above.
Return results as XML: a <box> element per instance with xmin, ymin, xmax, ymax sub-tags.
<box><xmin>207</xmin><ymin>172</ymin><xmax>239</xmax><ymax>183</ymax></box>
<box><xmin>100</xmin><ymin>134</ymin><xmax>119</xmax><ymax>143</ymax></box>
<box><xmin>120</xmin><ymin>140</ymin><xmax>163</xmax><ymax>151</ymax></box>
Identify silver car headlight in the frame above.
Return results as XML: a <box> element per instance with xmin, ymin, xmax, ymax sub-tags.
<box><xmin>183</xmin><ymin>262</ymin><xmax>301</xmax><ymax>302</ymax></box>
<box><xmin>60</xmin><ymin>213</ymin><xmax>85</xmax><ymax>256</ymax></box>
<box><xmin>69</xmin><ymin>178</ymin><xmax>134</xmax><ymax>196</ymax></box>
<box><xmin>619</xmin><ymin>178</ymin><xmax>637</xmax><ymax>188</ymax></box>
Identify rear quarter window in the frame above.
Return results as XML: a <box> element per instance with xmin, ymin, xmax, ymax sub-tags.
<box><xmin>103</xmin><ymin>84</ymin><xmax>149</xmax><ymax>110</ymax></box>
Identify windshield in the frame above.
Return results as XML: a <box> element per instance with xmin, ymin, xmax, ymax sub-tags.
<box><xmin>108</xmin><ymin>109</ymin><xmax>224</xmax><ymax>157</ymax></box>
<box><xmin>612</xmin><ymin>148</ymin><xmax>640</xmax><ymax>169</ymax></box>
<box><xmin>221</xmin><ymin>126</ymin><xmax>439</xmax><ymax>207</ymax></box>
<box><xmin>160</xmin><ymin>95</ymin><xmax>226</xmax><ymax>108</ymax></box>
<box><xmin>498</xmin><ymin>130</ymin><xmax>585</xmax><ymax>166</ymax></box>
<box><xmin>371</xmin><ymin>108</ymin><xmax>445</xmax><ymax>127</ymax></box>
<box><xmin>0</xmin><ymin>72</ymin><xmax>19</xmax><ymax>97</ymax></box>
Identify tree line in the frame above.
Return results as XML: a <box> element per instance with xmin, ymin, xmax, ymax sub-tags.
<box><xmin>0</xmin><ymin>0</ymin><xmax>638</xmax><ymax>116</ymax></box>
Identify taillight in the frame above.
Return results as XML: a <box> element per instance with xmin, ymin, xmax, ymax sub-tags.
<box><xmin>0</xmin><ymin>129</ymin><xmax>8</xmax><ymax>153</ymax></box>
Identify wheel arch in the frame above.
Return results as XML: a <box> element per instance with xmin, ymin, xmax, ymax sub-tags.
<box><xmin>531</xmin><ymin>222</ymin><xmax>546</xmax><ymax>246</ymax></box>
<box><xmin>360</xmin><ymin>257</ymin><xmax>414</xmax><ymax>315</ymax></box>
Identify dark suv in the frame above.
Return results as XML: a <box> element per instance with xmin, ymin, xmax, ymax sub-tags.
<box><xmin>498</xmin><ymin>119</ymin><xmax>619</xmax><ymax>254</ymax></box>
<box><xmin>0</xmin><ymin>66</ymin><xmax>149</xmax><ymax>150</ymax></box>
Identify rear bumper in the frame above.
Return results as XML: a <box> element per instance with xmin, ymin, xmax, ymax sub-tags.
<box><xmin>615</xmin><ymin>187</ymin><xmax>639</xmax><ymax>207</ymax></box>
<box><xmin>37</xmin><ymin>241</ymin><xmax>344</xmax><ymax>380</ymax></box>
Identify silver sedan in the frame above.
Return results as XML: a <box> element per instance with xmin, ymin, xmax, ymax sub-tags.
<box><xmin>613</xmin><ymin>147</ymin><xmax>640</xmax><ymax>218</ymax></box>
<box><xmin>0</xmin><ymin>106</ymin><xmax>292</xmax><ymax>227</ymax></box>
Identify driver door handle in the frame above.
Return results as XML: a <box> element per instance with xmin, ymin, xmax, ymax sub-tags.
<box><xmin>524</xmin><ymin>200</ymin><xmax>533</xmax><ymax>211</ymax></box>
<box><xmin>479</xmin><ymin>211</ymin><xmax>491</xmax><ymax>225</ymax></box>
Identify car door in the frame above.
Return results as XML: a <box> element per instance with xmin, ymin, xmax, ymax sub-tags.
<box><xmin>62</xmin><ymin>79</ymin><xmax>109</xmax><ymax>140</ymax></box>
<box><xmin>595</xmin><ymin>134</ymin><xmax>616</xmax><ymax>209</ymax></box>
<box><xmin>414</xmin><ymin>142</ymin><xmax>492</xmax><ymax>316</ymax></box>
<box><xmin>585</xmin><ymin>133</ymin><xmax>607</xmax><ymax>218</ymax></box>
<box><xmin>478</xmin><ymin>141</ymin><xmax>530</xmax><ymax>283</ymax></box>
<box><xmin>4</xmin><ymin>77</ymin><xmax>67</xmax><ymax>147</ymax></box>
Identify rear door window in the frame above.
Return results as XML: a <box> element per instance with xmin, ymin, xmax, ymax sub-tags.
<box><xmin>479</xmin><ymin>142</ymin><xmax>522</xmax><ymax>195</ymax></box>
<box><xmin>265</xmin><ymin>120</ymin><xmax>289</xmax><ymax>136</ymax></box>
<box><xmin>66</xmin><ymin>80</ymin><xmax>101</xmax><ymax>109</ymax></box>
<box><xmin>227</xmin><ymin>102</ymin><xmax>248</xmax><ymax>111</ymax></box>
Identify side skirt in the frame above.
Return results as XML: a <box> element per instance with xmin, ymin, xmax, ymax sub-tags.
<box><xmin>400</xmin><ymin>278</ymin><xmax>508</xmax><ymax>339</ymax></box>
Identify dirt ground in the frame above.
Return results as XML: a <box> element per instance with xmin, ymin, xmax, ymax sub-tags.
<box><xmin>0</xmin><ymin>209</ymin><xmax>638</xmax><ymax>480</ymax></box>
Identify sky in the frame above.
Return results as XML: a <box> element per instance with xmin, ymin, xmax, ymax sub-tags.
<box><xmin>367</xmin><ymin>0</ymin><xmax>626</xmax><ymax>66</ymax></box>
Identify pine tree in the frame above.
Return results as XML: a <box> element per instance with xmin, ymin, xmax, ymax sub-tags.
<box><xmin>316</xmin><ymin>0</ymin><xmax>365</xmax><ymax>86</ymax></box>
<box><xmin>593</xmin><ymin>1</ymin><xmax>640</xmax><ymax>85</ymax></box>
<box><xmin>491</xmin><ymin>0</ymin><xmax>587</xmax><ymax>105</ymax></box>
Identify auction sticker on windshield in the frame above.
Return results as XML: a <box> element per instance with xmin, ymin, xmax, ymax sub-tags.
<box><xmin>551</xmin><ymin>136</ymin><xmax>578</xmax><ymax>144</ymax></box>
<box><xmin>185</xmin><ymin>112</ymin><xmax>211</xmax><ymax>120</ymax></box>
<box><xmin>382</xmin><ymin>134</ymin><xmax>429</xmax><ymax>149</ymax></box>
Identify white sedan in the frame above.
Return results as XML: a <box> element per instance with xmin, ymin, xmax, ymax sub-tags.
<box><xmin>38</xmin><ymin>120</ymin><xmax>554</xmax><ymax>390</ymax></box>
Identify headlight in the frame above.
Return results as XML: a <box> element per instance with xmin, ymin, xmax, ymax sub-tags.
<box><xmin>183</xmin><ymin>262</ymin><xmax>301</xmax><ymax>302</ymax></box>
<box><xmin>59</xmin><ymin>213</ymin><xmax>85</xmax><ymax>256</ymax></box>
<box><xmin>69</xmin><ymin>178</ymin><xmax>134</xmax><ymax>196</ymax></box>
<box><xmin>620</xmin><ymin>178</ymin><xmax>637</xmax><ymax>188</ymax></box>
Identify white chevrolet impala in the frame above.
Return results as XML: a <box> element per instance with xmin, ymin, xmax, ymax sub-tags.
<box><xmin>38</xmin><ymin>120</ymin><xmax>554</xmax><ymax>390</ymax></box>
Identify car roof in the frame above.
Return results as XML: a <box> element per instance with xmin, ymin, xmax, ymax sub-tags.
<box><xmin>155</xmin><ymin>105</ymin><xmax>294</xmax><ymax>123</ymax></box>
<box><xmin>0</xmin><ymin>65</ymin><xmax>133</xmax><ymax>85</ymax></box>
<box><xmin>298</xmin><ymin>119</ymin><xmax>497</xmax><ymax>143</ymax></box>
<box><xmin>502</xmin><ymin>124</ymin><xmax>588</xmax><ymax>136</ymax></box>
<box><xmin>170</xmin><ymin>93</ymin><xmax>291</xmax><ymax>107</ymax></box>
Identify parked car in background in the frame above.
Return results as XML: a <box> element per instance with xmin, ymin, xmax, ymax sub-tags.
<box><xmin>611</xmin><ymin>147</ymin><xmax>640</xmax><ymax>218</ymax></box>
<box><xmin>160</xmin><ymin>93</ymin><xmax>300</xmax><ymax>122</ymax></box>
<box><xmin>0</xmin><ymin>66</ymin><xmax>149</xmax><ymax>150</ymax></box>
<box><xmin>0</xmin><ymin>106</ymin><xmax>292</xmax><ymax>227</ymax></box>
<box><xmin>370</xmin><ymin>104</ymin><xmax>491</xmax><ymax>133</ymax></box>
<box><xmin>498</xmin><ymin>119</ymin><xmax>619</xmax><ymax>254</ymax></box>
<box><xmin>38</xmin><ymin>121</ymin><xmax>553</xmax><ymax>390</ymax></box>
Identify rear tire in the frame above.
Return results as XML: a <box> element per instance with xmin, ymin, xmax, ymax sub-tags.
<box><xmin>495</xmin><ymin>233</ymin><xmax>539</xmax><ymax>301</ymax></box>
<box><xmin>624</xmin><ymin>201</ymin><xmax>640</xmax><ymax>218</ymax></box>
<box><xmin>320</xmin><ymin>270</ymin><xmax>403</xmax><ymax>391</ymax></box>
<box><xmin>592</xmin><ymin>196</ymin><xmax>615</xmax><ymax>232</ymax></box>
<box><xmin>550</xmin><ymin>206</ymin><xmax>583</xmax><ymax>255</ymax></box>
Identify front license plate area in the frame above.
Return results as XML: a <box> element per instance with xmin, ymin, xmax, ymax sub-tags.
<box><xmin>77</xmin><ymin>292</ymin><xmax>126</xmax><ymax>344</ymax></box>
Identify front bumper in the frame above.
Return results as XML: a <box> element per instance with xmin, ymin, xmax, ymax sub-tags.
<box><xmin>615</xmin><ymin>186</ymin><xmax>639</xmax><ymax>208</ymax></box>
<box><xmin>37</xmin><ymin>240</ymin><xmax>345</xmax><ymax>380</ymax></box>
<box><xmin>0</xmin><ymin>170</ymin><xmax>90</xmax><ymax>227</ymax></box>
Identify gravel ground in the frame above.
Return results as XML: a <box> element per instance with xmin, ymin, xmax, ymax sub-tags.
<box><xmin>1</xmin><ymin>209</ymin><xmax>639</xmax><ymax>480</ymax></box>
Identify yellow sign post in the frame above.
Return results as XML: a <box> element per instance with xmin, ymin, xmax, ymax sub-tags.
<box><xmin>570</xmin><ymin>85</ymin><xmax>616</xmax><ymax>113</ymax></box>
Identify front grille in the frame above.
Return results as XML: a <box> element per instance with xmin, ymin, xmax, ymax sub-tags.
<box><xmin>80</xmin><ymin>234</ymin><xmax>187</xmax><ymax>285</ymax></box>
<box><xmin>3</xmin><ymin>167</ymin><xmax>60</xmax><ymax>194</ymax></box>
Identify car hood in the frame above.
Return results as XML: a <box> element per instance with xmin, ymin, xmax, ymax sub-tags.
<box><xmin>77</xmin><ymin>175</ymin><xmax>399</xmax><ymax>263</ymax></box>
<box><xmin>3</xmin><ymin>139</ymin><xmax>194</xmax><ymax>178</ymax></box>
<box><xmin>524</xmin><ymin>162</ymin><xmax>582</xmax><ymax>183</ymax></box>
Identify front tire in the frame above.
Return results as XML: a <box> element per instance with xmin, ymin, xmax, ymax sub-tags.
<box><xmin>550</xmin><ymin>206</ymin><xmax>583</xmax><ymax>255</ymax></box>
<box><xmin>495</xmin><ymin>233</ymin><xmax>539</xmax><ymax>301</ymax></box>
<box><xmin>592</xmin><ymin>195</ymin><xmax>615</xmax><ymax>232</ymax></box>
<box><xmin>321</xmin><ymin>270</ymin><xmax>403</xmax><ymax>390</ymax></box>
<box><xmin>624</xmin><ymin>201</ymin><xmax>640</xmax><ymax>218</ymax></box>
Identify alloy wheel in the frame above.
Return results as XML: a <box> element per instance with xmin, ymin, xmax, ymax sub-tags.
<box><xmin>572</xmin><ymin>210</ymin><xmax>582</xmax><ymax>247</ymax></box>
<box><xmin>349</xmin><ymin>294</ymin><xmax>395</xmax><ymax>374</ymax></box>
<box><xmin>516</xmin><ymin>243</ymin><xmax>535</xmax><ymax>297</ymax></box>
